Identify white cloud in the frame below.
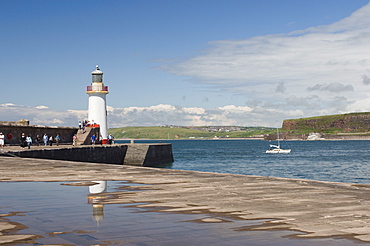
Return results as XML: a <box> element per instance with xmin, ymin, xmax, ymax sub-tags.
<box><xmin>306</xmin><ymin>82</ymin><xmax>354</xmax><ymax>93</ymax></box>
<box><xmin>2</xmin><ymin>103</ymin><xmax>16</xmax><ymax>107</ymax></box>
<box><xmin>275</xmin><ymin>81</ymin><xmax>286</xmax><ymax>94</ymax></box>
<box><xmin>362</xmin><ymin>74</ymin><xmax>370</xmax><ymax>85</ymax></box>
<box><xmin>345</xmin><ymin>98</ymin><xmax>370</xmax><ymax>113</ymax></box>
<box><xmin>35</xmin><ymin>105</ymin><xmax>49</xmax><ymax>109</ymax></box>
<box><xmin>0</xmin><ymin>103</ymin><xmax>304</xmax><ymax>128</ymax></box>
<box><xmin>182</xmin><ymin>107</ymin><xmax>205</xmax><ymax>115</ymax></box>
<box><xmin>106</xmin><ymin>104</ymin><xmax>303</xmax><ymax>127</ymax></box>
<box><xmin>218</xmin><ymin>105</ymin><xmax>253</xmax><ymax>113</ymax></box>
<box><xmin>0</xmin><ymin>104</ymin><xmax>86</xmax><ymax>127</ymax></box>
<box><xmin>162</xmin><ymin>3</ymin><xmax>370</xmax><ymax>120</ymax></box>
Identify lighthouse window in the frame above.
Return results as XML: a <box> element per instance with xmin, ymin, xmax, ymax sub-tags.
<box><xmin>92</xmin><ymin>74</ymin><xmax>103</xmax><ymax>82</ymax></box>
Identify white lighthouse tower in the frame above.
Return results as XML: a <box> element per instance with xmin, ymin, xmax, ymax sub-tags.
<box><xmin>86</xmin><ymin>65</ymin><xmax>109</xmax><ymax>143</ymax></box>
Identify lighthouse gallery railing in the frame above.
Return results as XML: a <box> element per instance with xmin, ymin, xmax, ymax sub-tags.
<box><xmin>86</xmin><ymin>85</ymin><xmax>108</xmax><ymax>92</ymax></box>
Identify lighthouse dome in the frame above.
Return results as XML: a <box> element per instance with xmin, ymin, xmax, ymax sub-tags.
<box><xmin>91</xmin><ymin>65</ymin><xmax>103</xmax><ymax>82</ymax></box>
<box><xmin>92</xmin><ymin>65</ymin><xmax>103</xmax><ymax>75</ymax></box>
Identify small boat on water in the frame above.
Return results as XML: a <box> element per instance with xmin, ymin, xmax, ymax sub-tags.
<box><xmin>266</xmin><ymin>128</ymin><xmax>291</xmax><ymax>154</ymax></box>
<box><xmin>266</xmin><ymin>144</ymin><xmax>291</xmax><ymax>154</ymax></box>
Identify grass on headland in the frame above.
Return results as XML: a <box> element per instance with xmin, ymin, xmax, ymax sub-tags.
<box><xmin>108</xmin><ymin>126</ymin><xmax>275</xmax><ymax>139</ymax></box>
<box><xmin>284</xmin><ymin>112</ymin><xmax>370</xmax><ymax>135</ymax></box>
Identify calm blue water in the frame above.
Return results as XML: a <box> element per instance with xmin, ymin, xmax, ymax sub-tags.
<box><xmin>117</xmin><ymin>139</ymin><xmax>370</xmax><ymax>184</ymax></box>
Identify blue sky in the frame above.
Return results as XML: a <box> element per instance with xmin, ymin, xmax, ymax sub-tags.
<box><xmin>1</xmin><ymin>0</ymin><xmax>370</xmax><ymax>127</ymax></box>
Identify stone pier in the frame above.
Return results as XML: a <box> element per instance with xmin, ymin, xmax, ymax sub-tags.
<box><xmin>0</xmin><ymin>143</ymin><xmax>174</xmax><ymax>167</ymax></box>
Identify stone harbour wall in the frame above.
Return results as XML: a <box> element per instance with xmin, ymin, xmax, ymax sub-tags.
<box><xmin>124</xmin><ymin>143</ymin><xmax>174</xmax><ymax>166</ymax></box>
<box><xmin>5</xmin><ymin>143</ymin><xmax>174</xmax><ymax>167</ymax></box>
<box><xmin>0</xmin><ymin>125</ymin><xmax>78</xmax><ymax>145</ymax></box>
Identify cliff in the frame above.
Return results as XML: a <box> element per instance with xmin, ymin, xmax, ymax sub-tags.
<box><xmin>282</xmin><ymin>112</ymin><xmax>370</xmax><ymax>134</ymax></box>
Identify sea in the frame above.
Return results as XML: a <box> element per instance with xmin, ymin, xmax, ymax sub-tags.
<box><xmin>117</xmin><ymin>139</ymin><xmax>370</xmax><ymax>185</ymax></box>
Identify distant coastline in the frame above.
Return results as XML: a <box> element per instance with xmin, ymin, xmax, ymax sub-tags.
<box><xmin>114</xmin><ymin>136</ymin><xmax>370</xmax><ymax>141</ymax></box>
<box><xmin>114</xmin><ymin>137</ymin><xmax>265</xmax><ymax>141</ymax></box>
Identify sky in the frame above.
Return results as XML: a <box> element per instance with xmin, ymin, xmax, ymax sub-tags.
<box><xmin>1</xmin><ymin>0</ymin><xmax>370</xmax><ymax>128</ymax></box>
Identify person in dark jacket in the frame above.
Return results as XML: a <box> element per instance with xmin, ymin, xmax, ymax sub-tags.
<box><xmin>20</xmin><ymin>133</ymin><xmax>27</xmax><ymax>148</ymax></box>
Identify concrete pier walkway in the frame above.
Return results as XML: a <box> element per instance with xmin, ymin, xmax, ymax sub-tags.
<box><xmin>1</xmin><ymin>156</ymin><xmax>370</xmax><ymax>245</ymax></box>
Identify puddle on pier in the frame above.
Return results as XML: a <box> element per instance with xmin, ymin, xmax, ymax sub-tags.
<box><xmin>0</xmin><ymin>181</ymin><xmax>360</xmax><ymax>246</ymax></box>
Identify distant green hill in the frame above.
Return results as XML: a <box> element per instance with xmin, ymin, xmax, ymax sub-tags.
<box><xmin>282</xmin><ymin>112</ymin><xmax>370</xmax><ymax>134</ymax></box>
<box><xmin>108</xmin><ymin>126</ymin><xmax>274</xmax><ymax>139</ymax></box>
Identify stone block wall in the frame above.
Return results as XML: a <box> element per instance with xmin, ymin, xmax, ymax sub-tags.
<box><xmin>144</xmin><ymin>144</ymin><xmax>174</xmax><ymax>167</ymax></box>
<box><xmin>0</xmin><ymin>125</ymin><xmax>78</xmax><ymax>145</ymax></box>
<box><xmin>6</xmin><ymin>144</ymin><xmax>174</xmax><ymax>167</ymax></box>
<box><xmin>124</xmin><ymin>143</ymin><xmax>174</xmax><ymax>167</ymax></box>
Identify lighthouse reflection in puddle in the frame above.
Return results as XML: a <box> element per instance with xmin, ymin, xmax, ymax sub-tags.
<box><xmin>87</xmin><ymin>181</ymin><xmax>107</xmax><ymax>225</ymax></box>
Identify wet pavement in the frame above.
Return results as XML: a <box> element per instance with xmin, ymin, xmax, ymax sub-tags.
<box><xmin>1</xmin><ymin>155</ymin><xmax>370</xmax><ymax>245</ymax></box>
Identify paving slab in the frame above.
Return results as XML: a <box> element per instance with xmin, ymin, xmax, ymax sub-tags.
<box><xmin>1</xmin><ymin>155</ymin><xmax>370</xmax><ymax>245</ymax></box>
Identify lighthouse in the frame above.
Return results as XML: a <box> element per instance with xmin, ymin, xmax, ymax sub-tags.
<box><xmin>86</xmin><ymin>65</ymin><xmax>109</xmax><ymax>143</ymax></box>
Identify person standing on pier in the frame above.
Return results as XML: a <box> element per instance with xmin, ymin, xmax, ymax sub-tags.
<box><xmin>55</xmin><ymin>134</ymin><xmax>60</xmax><ymax>146</ymax></box>
<box><xmin>43</xmin><ymin>134</ymin><xmax>48</xmax><ymax>146</ymax></box>
<box><xmin>108</xmin><ymin>134</ymin><xmax>113</xmax><ymax>144</ymax></box>
<box><xmin>26</xmin><ymin>135</ymin><xmax>32</xmax><ymax>149</ymax></box>
<box><xmin>72</xmin><ymin>134</ymin><xmax>77</xmax><ymax>146</ymax></box>
<box><xmin>81</xmin><ymin>121</ymin><xmax>85</xmax><ymax>133</ymax></box>
<box><xmin>35</xmin><ymin>135</ymin><xmax>41</xmax><ymax>146</ymax></box>
<box><xmin>49</xmin><ymin>135</ymin><xmax>53</xmax><ymax>146</ymax></box>
<box><xmin>0</xmin><ymin>132</ymin><xmax>4</xmax><ymax>148</ymax></box>
<box><xmin>20</xmin><ymin>133</ymin><xmax>27</xmax><ymax>148</ymax></box>
<box><xmin>91</xmin><ymin>134</ymin><xmax>96</xmax><ymax>145</ymax></box>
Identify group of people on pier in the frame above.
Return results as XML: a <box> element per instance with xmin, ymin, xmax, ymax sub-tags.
<box><xmin>72</xmin><ymin>133</ymin><xmax>114</xmax><ymax>146</ymax></box>
<box><xmin>78</xmin><ymin>119</ymin><xmax>100</xmax><ymax>134</ymax></box>
<box><xmin>18</xmin><ymin>133</ymin><xmax>61</xmax><ymax>149</ymax></box>
<box><xmin>0</xmin><ymin>120</ymin><xmax>114</xmax><ymax>149</ymax></box>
